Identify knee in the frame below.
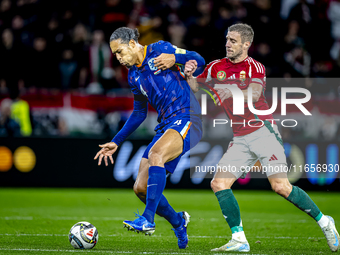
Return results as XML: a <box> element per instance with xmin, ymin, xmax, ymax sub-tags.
<box><xmin>271</xmin><ymin>181</ymin><xmax>292</xmax><ymax>198</ymax></box>
<box><xmin>211</xmin><ymin>178</ymin><xmax>231</xmax><ymax>193</ymax></box>
<box><xmin>148</xmin><ymin>149</ymin><xmax>164</xmax><ymax>166</ymax></box>
<box><xmin>133</xmin><ymin>182</ymin><xmax>146</xmax><ymax>200</ymax></box>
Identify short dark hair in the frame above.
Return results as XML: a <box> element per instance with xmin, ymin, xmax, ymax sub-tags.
<box><xmin>228</xmin><ymin>23</ymin><xmax>254</xmax><ymax>44</ymax></box>
<box><xmin>110</xmin><ymin>27</ymin><xmax>140</xmax><ymax>44</ymax></box>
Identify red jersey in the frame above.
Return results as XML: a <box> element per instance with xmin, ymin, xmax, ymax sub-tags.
<box><xmin>197</xmin><ymin>56</ymin><xmax>275</xmax><ymax>136</ymax></box>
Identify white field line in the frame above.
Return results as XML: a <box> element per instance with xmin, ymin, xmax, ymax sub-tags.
<box><xmin>0</xmin><ymin>233</ymin><xmax>325</xmax><ymax>239</ymax></box>
<box><xmin>0</xmin><ymin>216</ymin><xmax>33</xmax><ymax>220</ymax></box>
<box><xmin>0</xmin><ymin>248</ymin><xmax>203</xmax><ymax>254</ymax></box>
<box><xmin>0</xmin><ymin>216</ymin><xmax>310</xmax><ymax>223</ymax></box>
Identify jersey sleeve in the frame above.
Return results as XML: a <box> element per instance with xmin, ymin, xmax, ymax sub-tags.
<box><xmin>197</xmin><ymin>66</ymin><xmax>209</xmax><ymax>80</ymax></box>
<box><xmin>111</xmin><ymin>99</ymin><xmax>148</xmax><ymax>146</ymax></box>
<box><xmin>111</xmin><ymin>72</ymin><xmax>147</xmax><ymax>146</ymax></box>
<box><xmin>128</xmin><ymin>72</ymin><xmax>148</xmax><ymax>101</ymax></box>
<box><xmin>197</xmin><ymin>60</ymin><xmax>219</xmax><ymax>83</ymax></box>
<box><xmin>153</xmin><ymin>41</ymin><xmax>205</xmax><ymax>75</ymax></box>
<box><xmin>249</xmin><ymin>60</ymin><xmax>266</xmax><ymax>87</ymax></box>
<box><xmin>128</xmin><ymin>75</ymin><xmax>142</xmax><ymax>96</ymax></box>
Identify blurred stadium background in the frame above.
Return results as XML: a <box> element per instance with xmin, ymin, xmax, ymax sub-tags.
<box><xmin>1</xmin><ymin>0</ymin><xmax>340</xmax><ymax>189</ymax></box>
<box><xmin>1</xmin><ymin>0</ymin><xmax>340</xmax><ymax>254</ymax></box>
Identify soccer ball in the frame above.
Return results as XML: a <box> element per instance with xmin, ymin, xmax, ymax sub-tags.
<box><xmin>68</xmin><ymin>221</ymin><xmax>98</xmax><ymax>249</ymax></box>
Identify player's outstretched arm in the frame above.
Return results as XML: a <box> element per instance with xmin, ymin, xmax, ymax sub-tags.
<box><xmin>184</xmin><ymin>60</ymin><xmax>199</xmax><ymax>93</ymax></box>
<box><xmin>94</xmin><ymin>142</ymin><xmax>118</xmax><ymax>166</ymax></box>
<box><xmin>94</xmin><ymin>99</ymin><xmax>147</xmax><ymax>166</ymax></box>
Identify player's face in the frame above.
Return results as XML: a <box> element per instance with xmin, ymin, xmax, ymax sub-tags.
<box><xmin>225</xmin><ymin>31</ymin><xmax>246</xmax><ymax>60</ymax></box>
<box><xmin>110</xmin><ymin>39</ymin><xmax>138</xmax><ymax>68</ymax></box>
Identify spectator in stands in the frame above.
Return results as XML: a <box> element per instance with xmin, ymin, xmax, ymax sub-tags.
<box><xmin>97</xmin><ymin>0</ymin><xmax>133</xmax><ymax>41</ymax></box>
<box><xmin>228</xmin><ymin>0</ymin><xmax>248</xmax><ymax>21</ymax></box>
<box><xmin>214</xmin><ymin>4</ymin><xmax>238</xmax><ymax>32</ymax></box>
<box><xmin>248</xmin><ymin>0</ymin><xmax>280</xmax><ymax>44</ymax></box>
<box><xmin>284</xmin><ymin>42</ymin><xmax>311</xmax><ymax>77</ymax></box>
<box><xmin>138</xmin><ymin>16</ymin><xmax>164</xmax><ymax>46</ymax></box>
<box><xmin>11</xmin><ymin>15</ymin><xmax>34</xmax><ymax>47</ymax></box>
<box><xmin>45</xmin><ymin>17</ymin><xmax>65</xmax><ymax>52</ymax></box>
<box><xmin>10</xmin><ymin>88</ymin><xmax>32</xmax><ymax>136</ymax></box>
<box><xmin>320</xmin><ymin>117</ymin><xmax>338</xmax><ymax>141</ymax></box>
<box><xmin>26</xmin><ymin>36</ymin><xmax>57</xmax><ymax>89</ymax></box>
<box><xmin>59</xmin><ymin>9</ymin><xmax>77</xmax><ymax>35</ymax></box>
<box><xmin>168</xmin><ymin>22</ymin><xmax>186</xmax><ymax>49</ymax></box>
<box><xmin>185</xmin><ymin>0</ymin><xmax>218</xmax><ymax>61</ymax></box>
<box><xmin>0</xmin><ymin>29</ymin><xmax>24</xmax><ymax>91</ymax></box>
<box><xmin>88</xmin><ymin>30</ymin><xmax>112</xmax><ymax>91</ymax></box>
<box><xmin>328</xmin><ymin>0</ymin><xmax>340</xmax><ymax>60</ymax></box>
<box><xmin>252</xmin><ymin>42</ymin><xmax>279</xmax><ymax>77</ymax></box>
<box><xmin>59</xmin><ymin>49</ymin><xmax>78</xmax><ymax>90</ymax></box>
<box><xmin>0</xmin><ymin>98</ymin><xmax>20</xmax><ymax>137</ymax></box>
<box><xmin>71</xmin><ymin>23</ymin><xmax>90</xmax><ymax>88</ymax></box>
<box><xmin>0</xmin><ymin>0</ymin><xmax>13</xmax><ymax>30</ymax></box>
<box><xmin>288</xmin><ymin>0</ymin><xmax>316</xmax><ymax>52</ymax></box>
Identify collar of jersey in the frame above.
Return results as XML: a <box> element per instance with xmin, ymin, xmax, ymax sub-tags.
<box><xmin>226</xmin><ymin>56</ymin><xmax>249</xmax><ymax>64</ymax></box>
<box><xmin>136</xmin><ymin>45</ymin><xmax>148</xmax><ymax>68</ymax></box>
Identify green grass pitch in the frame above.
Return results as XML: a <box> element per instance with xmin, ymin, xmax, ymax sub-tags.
<box><xmin>0</xmin><ymin>188</ymin><xmax>339</xmax><ymax>255</ymax></box>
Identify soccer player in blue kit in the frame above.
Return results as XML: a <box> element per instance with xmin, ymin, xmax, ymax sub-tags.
<box><xmin>94</xmin><ymin>27</ymin><xmax>205</xmax><ymax>249</ymax></box>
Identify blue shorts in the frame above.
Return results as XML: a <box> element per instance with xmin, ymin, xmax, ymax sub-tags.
<box><xmin>142</xmin><ymin>115</ymin><xmax>202</xmax><ymax>173</ymax></box>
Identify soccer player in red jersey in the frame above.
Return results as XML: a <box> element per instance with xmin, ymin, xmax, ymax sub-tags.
<box><xmin>185</xmin><ymin>23</ymin><xmax>339</xmax><ymax>252</ymax></box>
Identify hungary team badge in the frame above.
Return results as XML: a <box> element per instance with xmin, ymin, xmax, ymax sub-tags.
<box><xmin>217</xmin><ymin>71</ymin><xmax>226</xmax><ymax>81</ymax></box>
<box><xmin>239</xmin><ymin>70</ymin><xmax>246</xmax><ymax>82</ymax></box>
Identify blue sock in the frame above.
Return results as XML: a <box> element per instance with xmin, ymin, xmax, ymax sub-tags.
<box><xmin>157</xmin><ymin>195</ymin><xmax>182</xmax><ymax>228</ymax></box>
<box><xmin>142</xmin><ymin>166</ymin><xmax>166</xmax><ymax>223</ymax></box>
<box><xmin>138</xmin><ymin>192</ymin><xmax>182</xmax><ymax>228</ymax></box>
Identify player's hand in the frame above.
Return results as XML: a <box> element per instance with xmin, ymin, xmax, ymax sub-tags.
<box><xmin>94</xmin><ymin>142</ymin><xmax>118</xmax><ymax>166</ymax></box>
<box><xmin>214</xmin><ymin>88</ymin><xmax>232</xmax><ymax>105</ymax></box>
<box><xmin>154</xmin><ymin>53</ymin><xmax>176</xmax><ymax>70</ymax></box>
<box><xmin>184</xmin><ymin>60</ymin><xmax>197</xmax><ymax>78</ymax></box>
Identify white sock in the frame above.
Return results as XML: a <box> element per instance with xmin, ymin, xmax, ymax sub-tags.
<box><xmin>317</xmin><ymin>215</ymin><xmax>330</xmax><ymax>228</ymax></box>
<box><xmin>232</xmin><ymin>231</ymin><xmax>247</xmax><ymax>242</ymax></box>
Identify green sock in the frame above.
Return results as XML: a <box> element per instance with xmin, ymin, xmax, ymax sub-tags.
<box><xmin>286</xmin><ymin>186</ymin><xmax>322</xmax><ymax>221</ymax></box>
<box><xmin>215</xmin><ymin>189</ymin><xmax>243</xmax><ymax>233</ymax></box>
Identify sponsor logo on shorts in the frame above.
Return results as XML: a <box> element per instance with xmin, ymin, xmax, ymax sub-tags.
<box><xmin>269</xmin><ymin>154</ymin><xmax>278</xmax><ymax>161</ymax></box>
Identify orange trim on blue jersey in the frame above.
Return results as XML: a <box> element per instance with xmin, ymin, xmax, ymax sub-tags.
<box><xmin>136</xmin><ymin>46</ymin><xmax>147</xmax><ymax>68</ymax></box>
<box><xmin>175</xmin><ymin>65</ymin><xmax>185</xmax><ymax>78</ymax></box>
<box><xmin>182</xmin><ymin>122</ymin><xmax>192</xmax><ymax>139</ymax></box>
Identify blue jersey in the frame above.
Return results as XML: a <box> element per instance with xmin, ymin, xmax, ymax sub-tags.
<box><xmin>112</xmin><ymin>41</ymin><xmax>205</xmax><ymax>146</ymax></box>
<box><xmin>128</xmin><ymin>41</ymin><xmax>205</xmax><ymax>125</ymax></box>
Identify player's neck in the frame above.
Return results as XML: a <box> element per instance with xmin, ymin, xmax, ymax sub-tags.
<box><xmin>135</xmin><ymin>44</ymin><xmax>146</xmax><ymax>66</ymax></box>
<box><xmin>229</xmin><ymin>54</ymin><xmax>248</xmax><ymax>64</ymax></box>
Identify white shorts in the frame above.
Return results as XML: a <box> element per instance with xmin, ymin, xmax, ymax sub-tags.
<box><xmin>218</xmin><ymin>125</ymin><xmax>287</xmax><ymax>178</ymax></box>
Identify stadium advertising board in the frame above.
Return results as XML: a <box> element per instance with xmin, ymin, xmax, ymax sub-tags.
<box><xmin>0</xmin><ymin>138</ymin><xmax>339</xmax><ymax>190</ymax></box>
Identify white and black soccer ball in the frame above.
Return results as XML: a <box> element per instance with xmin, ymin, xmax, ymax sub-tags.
<box><xmin>68</xmin><ymin>221</ymin><xmax>98</xmax><ymax>249</ymax></box>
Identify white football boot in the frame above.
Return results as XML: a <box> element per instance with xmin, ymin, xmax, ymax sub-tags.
<box><xmin>211</xmin><ymin>238</ymin><xmax>250</xmax><ymax>252</ymax></box>
<box><xmin>321</xmin><ymin>216</ymin><xmax>339</xmax><ymax>252</ymax></box>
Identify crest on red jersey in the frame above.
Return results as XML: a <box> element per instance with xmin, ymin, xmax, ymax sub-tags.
<box><xmin>217</xmin><ymin>71</ymin><xmax>226</xmax><ymax>81</ymax></box>
<box><xmin>239</xmin><ymin>70</ymin><xmax>246</xmax><ymax>82</ymax></box>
